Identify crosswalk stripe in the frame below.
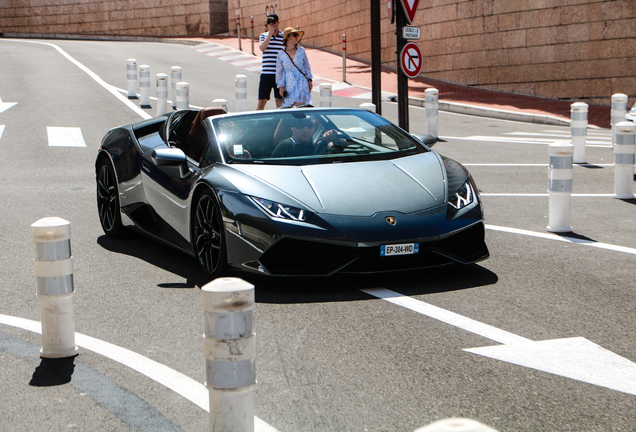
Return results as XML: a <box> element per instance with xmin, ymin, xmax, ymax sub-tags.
<box><xmin>0</xmin><ymin>125</ymin><xmax>4</xmax><ymax>142</ymax></box>
<box><xmin>47</xmin><ymin>126</ymin><xmax>86</xmax><ymax>147</ymax></box>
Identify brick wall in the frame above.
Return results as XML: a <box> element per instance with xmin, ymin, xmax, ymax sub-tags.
<box><xmin>0</xmin><ymin>0</ymin><xmax>228</xmax><ymax>36</ymax></box>
<box><xmin>2</xmin><ymin>0</ymin><xmax>634</xmax><ymax>105</ymax></box>
<box><xmin>229</xmin><ymin>0</ymin><xmax>635</xmax><ymax>105</ymax></box>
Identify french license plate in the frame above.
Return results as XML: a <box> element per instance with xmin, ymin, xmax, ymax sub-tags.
<box><xmin>380</xmin><ymin>243</ymin><xmax>419</xmax><ymax>256</ymax></box>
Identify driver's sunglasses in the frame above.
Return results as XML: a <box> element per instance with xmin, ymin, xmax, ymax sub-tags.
<box><xmin>295</xmin><ymin>119</ymin><xmax>316</xmax><ymax>129</ymax></box>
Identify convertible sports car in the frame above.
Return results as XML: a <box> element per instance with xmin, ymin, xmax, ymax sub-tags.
<box><xmin>96</xmin><ymin>107</ymin><xmax>488</xmax><ymax>277</ymax></box>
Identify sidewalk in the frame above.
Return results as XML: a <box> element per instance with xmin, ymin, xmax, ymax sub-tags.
<box><xmin>186</xmin><ymin>35</ymin><xmax>611</xmax><ymax>129</ymax></box>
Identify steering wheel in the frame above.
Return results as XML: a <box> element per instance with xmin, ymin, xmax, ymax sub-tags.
<box><xmin>316</xmin><ymin>130</ymin><xmax>352</xmax><ymax>154</ymax></box>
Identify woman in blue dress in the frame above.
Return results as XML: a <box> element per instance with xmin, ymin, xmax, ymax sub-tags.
<box><xmin>276</xmin><ymin>27</ymin><xmax>313</xmax><ymax>108</ymax></box>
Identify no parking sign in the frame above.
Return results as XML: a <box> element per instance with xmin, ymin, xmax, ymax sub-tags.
<box><xmin>400</xmin><ymin>42</ymin><xmax>422</xmax><ymax>79</ymax></box>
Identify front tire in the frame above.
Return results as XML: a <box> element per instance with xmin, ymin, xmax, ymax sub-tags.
<box><xmin>193</xmin><ymin>189</ymin><xmax>227</xmax><ymax>277</ymax></box>
<box><xmin>96</xmin><ymin>158</ymin><xmax>125</xmax><ymax>237</ymax></box>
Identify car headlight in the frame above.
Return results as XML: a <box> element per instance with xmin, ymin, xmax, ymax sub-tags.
<box><xmin>448</xmin><ymin>180</ymin><xmax>474</xmax><ymax>210</ymax></box>
<box><xmin>250</xmin><ymin>196</ymin><xmax>313</xmax><ymax>222</ymax></box>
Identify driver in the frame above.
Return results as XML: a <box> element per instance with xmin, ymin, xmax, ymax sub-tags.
<box><xmin>271</xmin><ymin>117</ymin><xmax>319</xmax><ymax>157</ymax></box>
<box><xmin>271</xmin><ymin>116</ymin><xmax>345</xmax><ymax>157</ymax></box>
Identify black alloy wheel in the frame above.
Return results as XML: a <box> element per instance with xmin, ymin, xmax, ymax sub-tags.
<box><xmin>193</xmin><ymin>189</ymin><xmax>227</xmax><ymax>277</ymax></box>
<box><xmin>96</xmin><ymin>158</ymin><xmax>124</xmax><ymax>237</ymax></box>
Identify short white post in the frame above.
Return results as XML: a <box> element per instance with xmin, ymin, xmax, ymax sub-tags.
<box><xmin>359</xmin><ymin>102</ymin><xmax>376</xmax><ymax>113</ymax></box>
<box><xmin>202</xmin><ymin>278</ymin><xmax>255</xmax><ymax>432</ymax></box>
<box><xmin>139</xmin><ymin>64</ymin><xmax>151</xmax><ymax>108</ymax></box>
<box><xmin>547</xmin><ymin>142</ymin><xmax>574</xmax><ymax>233</ymax></box>
<box><xmin>175</xmin><ymin>82</ymin><xmax>189</xmax><ymax>110</ymax></box>
<box><xmin>156</xmin><ymin>73</ymin><xmax>168</xmax><ymax>116</ymax></box>
<box><xmin>342</xmin><ymin>34</ymin><xmax>347</xmax><ymax>83</ymax></box>
<box><xmin>570</xmin><ymin>102</ymin><xmax>588</xmax><ymax>164</ymax></box>
<box><xmin>31</xmin><ymin>217</ymin><xmax>79</xmax><ymax>359</ymax></box>
<box><xmin>235</xmin><ymin>74</ymin><xmax>247</xmax><ymax>112</ymax></box>
<box><xmin>171</xmin><ymin>66</ymin><xmax>182</xmax><ymax>110</ymax></box>
<box><xmin>611</xmin><ymin>93</ymin><xmax>628</xmax><ymax>147</ymax></box>
<box><xmin>425</xmin><ymin>88</ymin><xmax>439</xmax><ymax>139</ymax></box>
<box><xmin>126</xmin><ymin>59</ymin><xmax>138</xmax><ymax>99</ymax></box>
<box><xmin>319</xmin><ymin>83</ymin><xmax>332</xmax><ymax>107</ymax></box>
<box><xmin>414</xmin><ymin>418</ymin><xmax>499</xmax><ymax>432</ymax></box>
<box><xmin>250</xmin><ymin>16</ymin><xmax>255</xmax><ymax>55</ymax></box>
<box><xmin>212</xmin><ymin>98</ymin><xmax>229</xmax><ymax>113</ymax></box>
<box><xmin>613</xmin><ymin>121</ymin><xmax>636</xmax><ymax>199</ymax></box>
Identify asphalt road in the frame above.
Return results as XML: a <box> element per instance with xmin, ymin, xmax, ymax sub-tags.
<box><xmin>1</xmin><ymin>38</ymin><xmax>635</xmax><ymax>432</ymax></box>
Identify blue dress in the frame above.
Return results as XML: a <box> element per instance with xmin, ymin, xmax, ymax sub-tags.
<box><xmin>276</xmin><ymin>46</ymin><xmax>313</xmax><ymax>108</ymax></box>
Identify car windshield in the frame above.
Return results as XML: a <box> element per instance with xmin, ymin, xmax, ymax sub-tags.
<box><xmin>210</xmin><ymin>108</ymin><xmax>428</xmax><ymax>165</ymax></box>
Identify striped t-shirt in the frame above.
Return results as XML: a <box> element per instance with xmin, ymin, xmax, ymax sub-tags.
<box><xmin>259</xmin><ymin>31</ymin><xmax>284</xmax><ymax>75</ymax></box>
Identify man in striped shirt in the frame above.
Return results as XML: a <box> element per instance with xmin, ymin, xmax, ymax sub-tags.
<box><xmin>257</xmin><ymin>14</ymin><xmax>284</xmax><ymax>110</ymax></box>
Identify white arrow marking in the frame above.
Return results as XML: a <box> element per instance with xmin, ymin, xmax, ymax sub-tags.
<box><xmin>362</xmin><ymin>288</ymin><xmax>636</xmax><ymax>396</ymax></box>
<box><xmin>47</xmin><ymin>126</ymin><xmax>86</xmax><ymax>147</ymax></box>
<box><xmin>0</xmin><ymin>96</ymin><xmax>17</xmax><ymax>114</ymax></box>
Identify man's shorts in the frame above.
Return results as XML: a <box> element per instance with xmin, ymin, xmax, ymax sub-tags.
<box><xmin>258</xmin><ymin>74</ymin><xmax>282</xmax><ymax>100</ymax></box>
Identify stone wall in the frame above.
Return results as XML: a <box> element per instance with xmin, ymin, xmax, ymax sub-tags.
<box><xmin>0</xmin><ymin>0</ymin><xmax>228</xmax><ymax>36</ymax></box>
<box><xmin>229</xmin><ymin>0</ymin><xmax>635</xmax><ymax>105</ymax></box>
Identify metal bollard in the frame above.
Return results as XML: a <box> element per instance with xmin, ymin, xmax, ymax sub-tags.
<box><xmin>250</xmin><ymin>16</ymin><xmax>255</xmax><ymax>55</ymax></box>
<box><xmin>126</xmin><ymin>59</ymin><xmax>138</xmax><ymax>99</ymax></box>
<box><xmin>237</xmin><ymin>13</ymin><xmax>242</xmax><ymax>52</ymax></box>
<box><xmin>359</xmin><ymin>103</ymin><xmax>376</xmax><ymax>113</ymax></box>
<box><xmin>235</xmin><ymin>75</ymin><xmax>247</xmax><ymax>112</ymax></box>
<box><xmin>31</xmin><ymin>217</ymin><xmax>79</xmax><ymax>359</ymax></box>
<box><xmin>319</xmin><ymin>83</ymin><xmax>332</xmax><ymax>107</ymax></box>
<box><xmin>202</xmin><ymin>278</ymin><xmax>255</xmax><ymax>432</ymax></box>
<box><xmin>175</xmin><ymin>82</ymin><xmax>189</xmax><ymax>110</ymax></box>
<box><xmin>342</xmin><ymin>34</ymin><xmax>347</xmax><ymax>83</ymax></box>
<box><xmin>570</xmin><ymin>102</ymin><xmax>588</xmax><ymax>164</ymax></box>
<box><xmin>212</xmin><ymin>98</ymin><xmax>229</xmax><ymax>113</ymax></box>
<box><xmin>613</xmin><ymin>121</ymin><xmax>636</xmax><ymax>199</ymax></box>
<box><xmin>425</xmin><ymin>88</ymin><xmax>439</xmax><ymax>139</ymax></box>
<box><xmin>156</xmin><ymin>73</ymin><xmax>168</xmax><ymax>116</ymax></box>
<box><xmin>414</xmin><ymin>418</ymin><xmax>499</xmax><ymax>432</ymax></box>
<box><xmin>611</xmin><ymin>93</ymin><xmax>628</xmax><ymax>147</ymax></box>
<box><xmin>547</xmin><ymin>142</ymin><xmax>574</xmax><ymax>233</ymax></box>
<box><xmin>139</xmin><ymin>64</ymin><xmax>151</xmax><ymax>108</ymax></box>
<box><xmin>171</xmin><ymin>66</ymin><xmax>182</xmax><ymax>110</ymax></box>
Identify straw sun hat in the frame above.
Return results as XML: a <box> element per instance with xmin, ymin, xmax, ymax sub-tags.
<box><xmin>282</xmin><ymin>27</ymin><xmax>304</xmax><ymax>44</ymax></box>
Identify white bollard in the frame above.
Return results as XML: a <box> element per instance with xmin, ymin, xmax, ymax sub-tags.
<box><xmin>171</xmin><ymin>66</ymin><xmax>182</xmax><ymax>110</ymax></box>
<box><xmin>212</xmin><ymin>98</ymin><xmax>229</xmax><ymax>113</ymax></box>
<box><xmin>570</xmin><ymin>102</ymin><xmax>588</xmax><ymax>164</ymax></box>
<box><xmin>613</xmin><ymin>121</ymin><xmax>636</xmax><ymax>199</ymax></box>
<box><xmin>175</xmin><ymin>82</ymin><xmax>189</xmax><ymax>110</ymax></box>
<box><xmin>202</xmin><ymin>278</ymin><xmax>256</xmax><ymax>432</ymax></box>
<box><xmin>414</xmin><ymin>418</ymin><xmax>499</xmax><ymax>432</ymax></box>
<box><xmin>139</xmin><ymin>64</ymin><xmax>151</xmax><ymax>108</ymax></box>
<box><xmin>126</xmin><ymin>58</ymin><xmax>138</xmax><ymax>99</ymax></box>
<box><xmin>31</xmin><ymin>217</ymin><xmax>79</xmax><ymax>359</ymax></box>
<box><xmin>547</xmin><ymin>142</ymin><xmax>574</xmax><ymax>233</ymax></box>
<box><xmin>611</xmin><ymin>93</ymin><xmax>628</xmax><ymax>147</ymax></box>
<box><xmin>156</xmin><ymin>73</ymin><xmax>168</xmax><ymax>116</ymax></box>
<box><xmin>425</xmin><ymin>88</ymin><xmax>439</xmax><ymax>139</ymax></box>
<box><xmin>359</xmin><ymin>103</ymin><xmax>376</xmax><ymax>113</ymax></box>
<box><xmin>319</xmin><ymin>83</ymin><xmax>332</xmax><ymax>107</ymax></box>
<box><xmin>235</xmin><ymin>74</ymin><xmax>248</xmax><ymax>112</ymax></box>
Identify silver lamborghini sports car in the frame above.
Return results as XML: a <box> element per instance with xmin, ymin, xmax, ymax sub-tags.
<box><xmin>96</xmin><ymin>107</ymin><xmax>488</xmax><ymax>277</ymax></box>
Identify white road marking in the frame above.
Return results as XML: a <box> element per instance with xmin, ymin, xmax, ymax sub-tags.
<box><xmin>463</xmin><ymin>163</ymin><xmax>613</xmax><ymax>167</ymax></box>
<box><xmin>5</xmin><ymin>39</ymin><xmax>151</xmax><ymax>120</ymax></box>
<box><xmin>47</xmin><ymin>126</ymin><xmax>86</xmax><ymax>147</ymax></box>
<box><xmin>486</xmin><ymin>224</ymin><xmax>636</xmax><ymax>255</ymax></box>
<box><xmin>362</xmin><ymin>289</ymin><xmax>636</xmax><ymax>396</ymax></box>
<box><xmin>0</xmin><ymin>314</ymin><xmax>279</xmax><ymax>432</ymax></box>
<box><xmin>480</xmin><ymin>193</ymin><xmax>615</xmax><ymax>197</ymax></box>
<box><xmin>0</xmin><ymin>125</ymin><xmax>4</xmax><ymax>141</ymax></box>
<box><xmin>443</xmin><ymin>135</ymin><xmax>612</xmax><ymax>147</ymax></box>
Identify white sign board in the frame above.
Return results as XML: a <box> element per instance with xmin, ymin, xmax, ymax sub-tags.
<box><xmin>402</xmin><ymin>26</ymin><xmax>420</xmax><ymax>40</ymax></box>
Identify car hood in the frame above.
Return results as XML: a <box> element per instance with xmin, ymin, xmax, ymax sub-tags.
<box><xmin>232</xmin><ymin>152</ymin><xmax>446</xmax><ymax>216</ymax></box>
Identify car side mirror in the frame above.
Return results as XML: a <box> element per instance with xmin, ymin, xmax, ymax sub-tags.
<box><xmin>413</xmin><ymin>134</ymin><xmax>437</xmax><ymax>148</ymax></box>
<box><xmin>151</xmin><ymin>148</ymin><xmax>191</xmax><ymax>178</ymax></box>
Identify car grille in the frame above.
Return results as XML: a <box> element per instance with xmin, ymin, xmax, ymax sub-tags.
<box><xmin>259</xmin><ymin>223</ymin><xmax>488</xmax><ymax>276</ymax></box>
